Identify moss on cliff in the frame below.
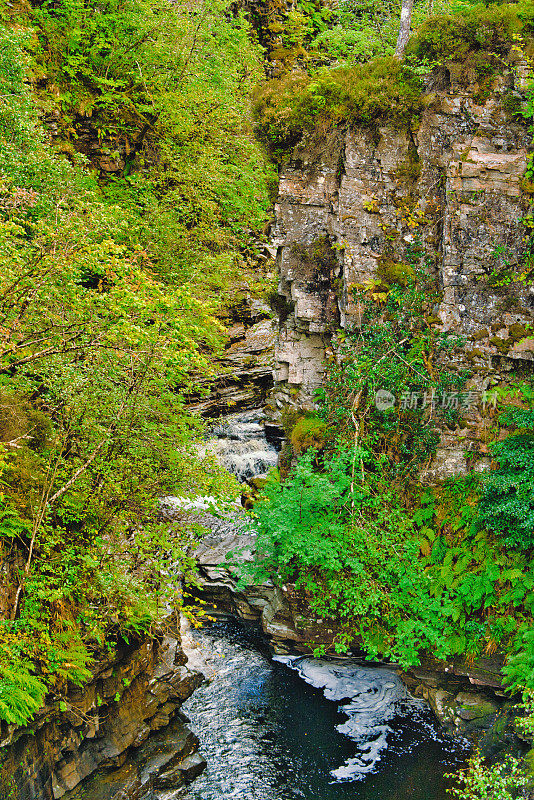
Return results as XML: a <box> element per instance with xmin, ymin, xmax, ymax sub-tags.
<box><xmin>253</xmin><ymin>1</ymin><xmax>534</xmax><ymax>154</ymax></box>
<box><xmin>254</xmin><ymin>56</ymin><xmax>423</xmax><ymax>151</ymax></box>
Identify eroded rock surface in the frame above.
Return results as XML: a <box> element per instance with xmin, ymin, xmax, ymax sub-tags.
<box><xmin>268</xmin><ymin>69</ymin><xmax>534</xmax><ymax>478</ymax></box>
<box><xmin>188</xmin><ymin>296</ymin><xmax>276</xmax><ymax>419</ymax></box>
<box><xmin>0</xmin><ymin>631</ymin><xmax>205</xmax><ymax>800</ymax></box>
<box><xmin>186</xmin><ymin>519</ymin><xmax>516</xmax><ymax>747</ymax></box>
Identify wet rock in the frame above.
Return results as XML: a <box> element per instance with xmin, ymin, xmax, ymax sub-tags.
<box><xmin>427</xmin><ymin>689</ymin><xmax>454</xmax><ymax>723</ymax></box>
<box><xmin>0</xmin><ymin>632</ymin><xmax>205</xmax><ymax>800</ymax></box>
<box><xmin>454</xmin><ymin>692</ymin><xmax>499</xmax><ymax>721</ymax></box>
<box><xmin>175</xmin><ymin>752</ymin><xmax>207</xmax><ymax>783</ymax></box>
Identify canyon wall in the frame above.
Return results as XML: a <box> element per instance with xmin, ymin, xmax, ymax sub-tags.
<box><xmin>0</xmin><ymin>627</ymin><xmax>205</xmax><ymax>800</ymax></box>
<box><xmin>187</xmin><ymin>521</ymin><xmax>517</xmax><ymax>751</ymax></box>
<box><xmin>268</xmin><ymin>62</ymin><xmax>534</xmax><ymax>478</ymax></box>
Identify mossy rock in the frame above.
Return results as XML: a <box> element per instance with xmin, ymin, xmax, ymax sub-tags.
<box><xmin>508</xmin><ymin>323</ymin><xmax>528</xmax><ymax>343</ymax></box>
<box><xmin>455</xmin><ymin>692</ymin><xmax>499</xmax><ymax>721</ymax></box>
<box><xmin>249</xmin><ymin>476</ymin><xmax>268</xmax><ymax>492</ymax></box>
<box><xmin>489</xmin><ymin>336</ymin><xmax>510</xmax><ymax>353</ymax></box>
<box><xmin>498</xmin><ymin>296</ymin><xmax>522</xmax><ymax>312</ymax></box>
<box><xmin>471</xmin><ymin>328</ymin><xmax>489</xmax><ymax>341</ymax></box>
<box><xmin>281</xmin><ymin>407</ymin><xmax>300</xmax><ymax>437</ymax></box>
<box><xmin>395</xmin><ymin>157</ymin><xmax>421</xmax><ymax>186</ymax></box>
<box><xmin>290</xmin><ymin>415</ymin><xmax>326</xmax><ymax>454</ymax></box>
<box><xmin>377</xmin><ymin>259</ymin><xmax>416</xmax><ymax>287</ymax></box>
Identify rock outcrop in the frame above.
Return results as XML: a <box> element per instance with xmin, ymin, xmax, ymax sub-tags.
<box><xmin>187</xmin><ymin>294</ymin><xmax>277</xmax><ymax>419</ymax></box>
<box><xmin>268</xmin><ymin>65</ymin><xmax>534</xmax><ymax>478</ymax></box>
<box><xmin>0</xmin><ymin>628</ymin><xmax>205</xmax><ymax>800</ymax></box>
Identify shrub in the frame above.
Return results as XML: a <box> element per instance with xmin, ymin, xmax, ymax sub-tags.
<box><xmin>447</xmin><ymin>753</ymin><xmax>529</xmax><ymax>800</ymax></box>
<box><xmin>410</xmin><ymin>1</ymin><xmax>534</xmax><ymax>63</ymax></box>
<box><xmin>253</xmin><ymin>57</ymin><xmax>423</xmax><ymax>149</ymax></box>
<box><xmin>477</xmin><ymin>408</ymin><xmax>534</xmax><ymax>549</ymax></box>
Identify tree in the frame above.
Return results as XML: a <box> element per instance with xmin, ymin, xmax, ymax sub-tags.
<box><xmin>394</xmin><ymin>0</ymin><xmax>414</xmax><ymax>59</ymax></box>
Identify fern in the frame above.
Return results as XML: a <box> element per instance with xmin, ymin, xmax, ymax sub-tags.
<box><xmin>502</xmin><ymin>628</ymin><xmax>534</xmax><ymax>693</ymax></box>
<box><xmin>0</xmin><ymin>659</ymin><xmax>47</xmax><ymax>725</ymax></box>
<box><xmin>477</xmin><ymin>409</ymin><xmax>534</xmax><ymax>549</ymax></box>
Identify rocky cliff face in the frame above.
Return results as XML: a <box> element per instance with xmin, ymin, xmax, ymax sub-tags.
<box><xmin>269</xmin><ymin>65</ymin><xmax>534</xmax><ymax>478</ymax></box>
<box><xmin>0</xmin><ymin>628</ymin><xmax>205</xmax><ymax>800</ymax></box>
<box><xmin>187</xmin><ymin>293</ymin><xmax>276</xmax><ymax>419</ymax></box>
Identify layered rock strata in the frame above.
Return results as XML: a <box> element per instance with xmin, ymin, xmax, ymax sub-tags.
<box><xmin>0</xmin><ymin>630</ymin><xmax>205</xmax><ymax>800</ymax></box>
<box><xmin>268</xmin><ymin>67</ymin><xmax>534</xmax><ymax>478</ymax></box>
<box><xmin>188</xmin><ymin>523</ymin><xmax>518</xmax><ymax>746</ymax></box>
<box><xmin>187</xmin><ymin>295</ymin><xmax>276</xmax><ymax>419</ymax></box>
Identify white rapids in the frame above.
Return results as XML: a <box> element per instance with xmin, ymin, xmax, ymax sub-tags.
<box><xmin>203</xmin><ymin>410</ymin><xmax>279</xmax><ymax>481</ymax></box>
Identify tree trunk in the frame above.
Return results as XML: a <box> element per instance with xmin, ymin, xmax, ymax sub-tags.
<box><xmin>394</xmin><ymin>0</ymin><xmax>414</xmax><ymax>59</ymax></box>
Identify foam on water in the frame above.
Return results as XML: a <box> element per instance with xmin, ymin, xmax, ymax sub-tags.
<box><xmin>275</xmin><ymin>656</ymin><xmax>423</xmax><ymax>781</ymax></box>
<box><xmin>173</xmin><ymin>620</ymin><xmax>468</xmax><ymax>800</ymax></box>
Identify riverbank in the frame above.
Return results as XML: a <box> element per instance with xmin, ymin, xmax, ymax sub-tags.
<box><xmin>0</xmin><ymin>625</ymin><xmax>205</xmax><ymax>800</ymax></box>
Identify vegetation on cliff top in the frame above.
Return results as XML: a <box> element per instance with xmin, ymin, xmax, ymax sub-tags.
<box><xmin>253</xmin><ymin>0</ymin><xmax>534</xmax><ymax>154</ymax></box>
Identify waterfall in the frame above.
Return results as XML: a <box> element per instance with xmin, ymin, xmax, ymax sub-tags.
<box><xmin>203</xmin><ymin>409</ymin><xmax>279</xmax><ymax>482</ymax></box>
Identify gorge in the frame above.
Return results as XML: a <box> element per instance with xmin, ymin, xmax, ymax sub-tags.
<box><xmin>1</xmin><ymin>0</ymin><xmax>534</xmax><ymax>798</ymax></box>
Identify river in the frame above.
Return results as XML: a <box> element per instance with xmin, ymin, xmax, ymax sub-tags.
<box><xmin>155</xmin><ymin>619</ymin><xmax>469</xmax><ymax>800</ymax></box>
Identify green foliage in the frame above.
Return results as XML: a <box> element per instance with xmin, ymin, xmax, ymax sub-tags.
<box><xmin>279</xmin><ymin>0</ymin><xmax>452</xmax><ymax>67</ymax></box>
<box><xmin>477</xmin><ymin>407</ymin><xmax>534</xmax><ymax>549</ymax></box>
<box><xmin>316</xmin><ymin>260</ymin><xmax>468</xmax><ymax>484</ymax></box>
<box><xmin>13</xmin><ymin>0</ymin><xmax>274</xmax><ymax>289</ymax></box>
<box><xmin>248</xmin><ymin>443</ymin><xmax>534</xmax><ymax>667</ymax></box>
<box><xmin>447</xmin><ymin>753</ymin><xmax>529</xmax><ymax>800</ymax></box>
<box><xmin>0</xmin><ymin>0</ymin><xmax>257</xmax><ymax>726</ymax></box>
<box><xmin>0</xmin><ymin>646</ymin><xmax>47</xmax><ymax>726</ymax></box>
<box><xmin>254</xmin><ymin>56</ymin><xmax>423</xmax><ymax>150</ymax></box>
<box><xmin>410</xmin><ymin>1</ymin><xmax>534</xmax><ymax>63</ymax></box>
<box><xmin>503</xmin><ymin>628</ymin><xmax>534</xmax><ymax>692</ymax></box>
